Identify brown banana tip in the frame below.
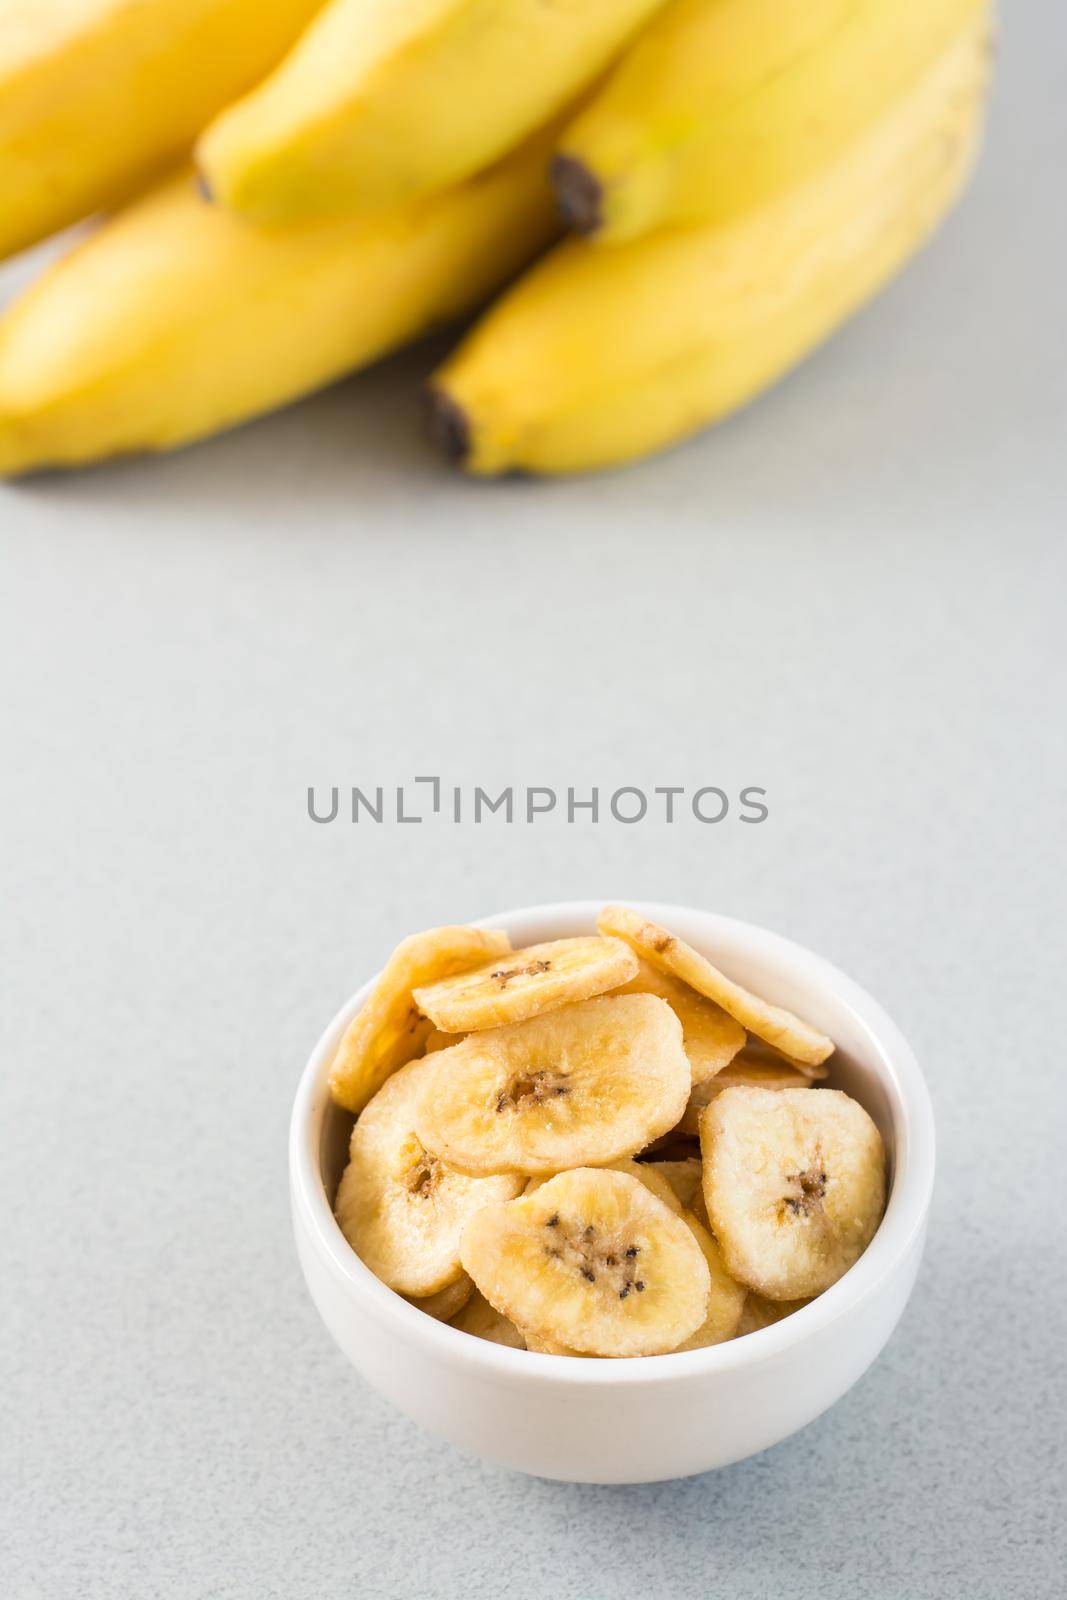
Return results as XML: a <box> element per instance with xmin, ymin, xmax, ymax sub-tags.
<box><xmin>194</xmin><ymin>170</ymin><xmax>214</xmax><ymax>204</ymax></box>
<box><xmin>549</xmin><ymin>152</ymin><xmax>604</xmax><ymax>236</ymax></box>
<box><xmin>424</xmin><ymin>385</ymin><xmax>471</xmax><ymax>467</ymax></box>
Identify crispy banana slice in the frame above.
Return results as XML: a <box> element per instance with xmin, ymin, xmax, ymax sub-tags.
<box><xmin>525</xmin><ymin>1157</ymin><xmax>684</xmax><ymax>1216</ymax></box>
<box><xmin>461</xmin><ymin>1168</ymin><xmax>711</xmax><ymax>1357</ymax></box>
<box><xmin>405</xmin><ymin>1275</ymin><xmax>473</xmax><ymax>1322</ymax></box>
<box><xmin>613</xmin><ymin>956</ymin><xmax>746</xmax><ymax>1084</ymax></box>
<box><xmin>675</xmin><ymin>1058</ymin><xmax>814</xmax><ymax>1136</ymax></box>
<box><xmin>644</xmin><ymin>1158</ymin><xmax>703</xmax><ymax>1214</ymax></box>
<box><xmin>416</xmin><ymin>994</ymin><xmax>691</xmax><ymax>1176</ymax></box>
<box><xmin>599</xmin><ymin>905</ymin><xmax>834</xmax><ymax>1068</ymax></box>
<box><xmin>329</xmin><ymin>924</ymin><xmax>511</xmax><ymax>1113</ymax></box>
<box><xmin>736</xmin><ymin>1292</ymin><xmax>811</xmax><ymax>1337</ymax></box>
<box><xmin>413</xmin><ymin>936</ymin><xmax>638</xmax><ymax>1032</ymax></box>
<box><xmin>450</xmin><ymin>1288</ymin><xmax>526</xmax><ymax>1349</ymax></box>
<box><xmin>716</xmin><ymin>1054</ymin><xmax>823</xmax><ymax>1089</ymax></box>
<box><xmin>424</xmin><ymin>1027</ymin><xmax>463</xmax><ymax>1054</ymax></box>
<box><xmin>673</xmin><ymin>1213</ymin><xmax>747</xmax><ymax>1351</ymax></box>
<box><xmin>522</xmin><ymin>1330</ymin><xmax>585</xmax><ymax>1355</ymax></box>
<box><xmin>700</xmin><ymin>1087</ymin><xmax>886</xmax><ymax>1299</ymax></box>
<box><xmin>334</xmin><ymin>1056</ymin><xmax>523</xmax><ymax>1297</ymax></box>
<box><xmin>738</xmin><ymin>1034</ymin><xmax>830</xmax><ymax>1081</ymax></box>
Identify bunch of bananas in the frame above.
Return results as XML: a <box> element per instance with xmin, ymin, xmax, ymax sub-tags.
<box><xmin>0</xmin><ymin>0</ymin><xmax>991</xmax><ymax>478</ymax></box>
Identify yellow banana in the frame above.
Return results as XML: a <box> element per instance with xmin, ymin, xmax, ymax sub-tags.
<box><xmin>0</xmin><ymin>0</ymin><xmax>327</xmax><ymax>262</ymax></box>
<box><xmin>552</xmin><ymin>0</ymin><xmax>987</xmax><ymax>243</ymax></box>
<box><xmin>197</xmin><ymin>0</ymin><xmax>672</xmax><ymax>224</ymax></box>
<box><xmin>0</xmin><ymin>136</ymin><xmax>558</xmax><ymax>476</ymax></box>
<box><xmin>427</xmin><ymin>19</ymin><xmax>989</xmax><ymax>476</ymax></box>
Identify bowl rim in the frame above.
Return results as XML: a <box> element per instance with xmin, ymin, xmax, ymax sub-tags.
<box><xmin>290</xmin><ymin>899</ymin><xmax>935</xmax><ymax>1387</ymax></box>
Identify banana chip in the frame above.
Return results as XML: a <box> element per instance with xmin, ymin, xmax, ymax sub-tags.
<box><xmin>598</xmin><ymin>906</ymin><xmax>834</xmax><ymax>1068</ymax></box>
<box><xmin>461</xmin><ymin>1168</ymin><xmax>711</xmax><ymax>1357</ymax></box>
<box><xmin>334</xmin><ymin>1055</ymin><xmax>523</xmax><ymax>1297</ymax></box>
<box><xmin>413</xmin><ymin>936</ymin><xmax>638</xmax><ymax>1032</ymax></box>
<box><xmin>644</xmin><ymin>1157</ymin><xmax>703</xmax><ymax>1214</ymax></box>
<box><xmin>736</xmin><ymin>1292</ymin><xmax>811</xmax><ymax>1337</ymax></box>
<box><xmin>424</xmin><ymin>1027</ymin><xmax>463</xmax><ymax>1054</ymax></box>
<box><xmin>329</xmin><ymin>924</ymin><xmax>511</xmax><ymax>1113</ymax></box>
<box><xmin>739</xmin><ymin>1034</ymin><xmax>830</xmax><ymax>1081</ymax></box>
<box><xmin>450</xmin><ymin>1288</ymin><xmax>526</xmax><ymax>1349</ymax></box>
<box><xmin>700</xmin><ymin>1087</ymin><xmax>886</xmax><ymax>1300</ymax></box>
<box><xmin>525</xmin><ymin>1156</ymin><xmax>684</xmax><ymax>1216</ymax></box>
<box><xmin>415</xmin><ymin>994</ymin><xmax>691</xmax><ymax>1176</ymax></box>
<box><xmin>675</xmin><ymin>1057</ymin><xmax>814</xmax><ymax>1136</ymax></box>
<box><xmin>522</xmin><ymin>1330</ymin><xmax>586</xmax><ymax>1356</ymax></box>
<box><xmin>613</xmin><ymin>956</ymin><xmax>746</xmax><ymax>1084</ymax></box>
<box><xmin>672</xmin><ymin>1213</ymin><xmax>747</xmax><ymax>1351</ymax></box>
<box><xmin>406</xmin><ymin>1275</ymin><xmax>474</xmax><ymax>1322</ymax></box>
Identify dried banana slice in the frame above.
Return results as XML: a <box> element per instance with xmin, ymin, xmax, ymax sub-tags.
<box><xmin>700</xmin><ymin>1087</ymin><xmax>886</xmax><ymax>1300</ymax></box>
<box><xmin>613</xmin><ymin>956</ymin><xmax>746</xmax><ymax>1084</ymax></box>
<box><xmin>450</xmin><ymin>1288</ymin><xmax>526</xmax><ymax>1349</ymax></box>
<box><xmin>673</xmin><ymin>1214</ymin><xmax>746</xmax><ymax>1351</ymax></box>
<box><xmin>413</xmin><ymin>936</ymin><xmax>638</xmax><ymax>1032</ymax></box>
<box><xmin>644</xmin><ymin>1158</ymin><xmax>703</xmax><ymax>1214</ymax></box>
<box><xmin>598</xmin><ymin>905</ymin><xmax>834</xmax><ymax>1068</ymax></box>
<box><xmin>329</xmin><ymin>924</ymin><xmax>511</xmax><ymax>1112</ymax></box>
<box><xmin>416</xmin><ymin>994</ymin><xmax>691</xmax><ymax>1176</ymax></box>
<box><xmin>736</xmin><ymin>1292</ymin><xmax>811</xmax><ymax>1337</ymax></box>
<box><xmin>675</xmin><ymin>1058</ymin><xmax>814</xmax><ymax>1136</ymax></box>
<box><xmin>424</xmin><ymin>1027</ymin><xmax>463</xmax><ymax>1054</ymax></box>
<box><xmin>738</xmin><ymin>1034</ymin><xmax>830</xmax><ymax>1081</ymax></box>
<box><xmin>522</xmin><ymin>1330</ymin><xmax>584</xmax><ymax>1356</ymax></box>
<box><xmin>726</xmin><ymin>1043</ymin><xmax>829</xmax><ymax>1082</ymax></box>
<box><xmin>405</xmin><ymin>1275</ymin><xmax>473</xmax><ymax>1322</ymax></box>
<box><xmin>525</xmin><ymin>1157</ymin><xmax>684</xmax><ymax>1216</ymax></box>
<box><xmin>334</xmin><ymin>1056</ymin><xmax>523</xmax><ymax>1297</ymax></box>
<box><xmin>461</xmin><ymin>1168</ymin><xmax>711</xmax><ymax>1357</ymax></box>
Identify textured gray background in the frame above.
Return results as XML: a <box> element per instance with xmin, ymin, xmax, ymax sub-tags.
<box><xmin>2</xmin><ymin>3</ymin><xmax>1065</xmax><ymax>1596</ymax></box>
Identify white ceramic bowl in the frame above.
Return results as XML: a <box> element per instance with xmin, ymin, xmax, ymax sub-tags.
<box><xmin>290</xmin><ymin>901</ymin><xmax>935</xmax><ymax>1484</ymax></box>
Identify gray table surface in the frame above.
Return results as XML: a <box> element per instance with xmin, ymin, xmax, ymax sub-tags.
<box><xmin>2</xmin><ymin>4</ymin><xmax>1065</xmax><ymax>1596</ymax></box>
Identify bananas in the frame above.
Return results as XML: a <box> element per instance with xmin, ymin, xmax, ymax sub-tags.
<box><xmin>334</xmin><ymin>1055</ymin><xmax>522</xmax><ymax>1297</ymax></box>
<box><xmin>0</xmin><ymin>137</ymin><xmax>559</xmax><ymax>477</ymax></box>
<box><xmin>460</xmin><ymin>1168</ymin><xmax>711</xmax><ymax>1357</ymax></box>
<box><xmin>427</xmin><ymin>21</ymin><xmax>990</xmax><ymax>473</ymax></box>
<box><xmin>600</xmin><ymin>906</ymin><xmax>834</xmax><ymax>1068</ymax></box>
<box><xmin>197</xmin><ymin>0</ymin><xmax>673</xmax><ymax>224</ymax></box>
<box><xmin>415</xmin><ymin>994</ymin><xmax>691</xmax><ymax>1176</ymax></box>
<box><xmin>330</xmin><ymin>925</ymin><xmax>510</xmax><ymax>1114</ymax></box>
<box><xmin>413</xmin><ymin>936</ymin><xmax>637</xmax><ymax>1032</ymax></box>
<box><xmin>700</xmin><ymin>1087</ymin><xmax>886</xmax><ymax>1299</ymax></box>
<box><xmin>0</xmin><ymin>0</ymin><xmax>988</xmax><ymax>475</ymax></box>
<box><xmin>0</xmin><ymin>0</ymin><xmax>325</xmax><ymax>262</ymax></box>
<box><xmin>328</xmin><ymin>913</ymin><xmax>889</xmax><ymax>1354</ymax></box>
<box><xmin>552</xmin><ymin>0</ymin><xmax>987</xmax><ymax>243</ymax></box>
